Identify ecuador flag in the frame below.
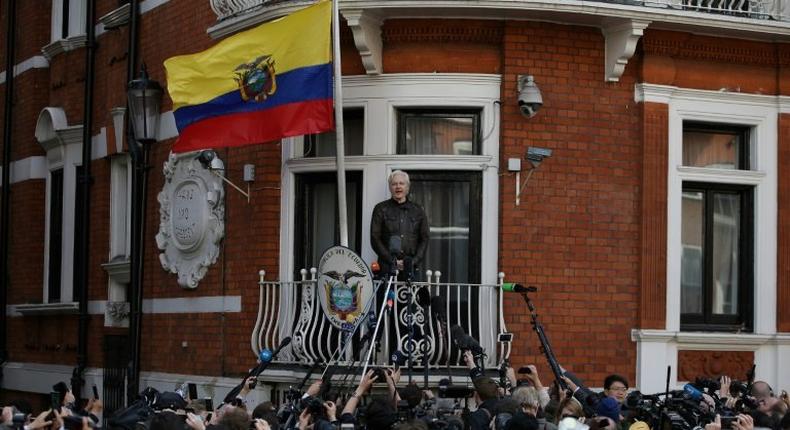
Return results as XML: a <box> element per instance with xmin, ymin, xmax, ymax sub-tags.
<box><xmin>164</xmin><ymin>0</ymin><xmax>333</xmax><ymax>153</ymax></box>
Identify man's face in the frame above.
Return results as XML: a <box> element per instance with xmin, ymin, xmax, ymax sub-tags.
<box><xmin>751</xmin><ymin>382</ymin><xmax>773</xmax><ymax>400</ymax></box>
<box><xmin>389</xmin><ymin>175</ymin><xmax>409</xmax><ymax>203</ymax></box>
<box><xmin>604</xmin><ymin>382</ymin><xmax>628</xmax><ymax>403</ymax></box>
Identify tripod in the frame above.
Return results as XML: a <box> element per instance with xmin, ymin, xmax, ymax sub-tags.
<box><xmin>361</xmin><ymin>273</ymin><xmax>398</xmax><ymax>377</ymax></box>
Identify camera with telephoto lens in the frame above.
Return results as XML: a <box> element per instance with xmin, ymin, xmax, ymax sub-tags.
<box><xmin>694</xmin><ymin>377</ymin><xmax>721</xmax><ymax>392</ymax></box>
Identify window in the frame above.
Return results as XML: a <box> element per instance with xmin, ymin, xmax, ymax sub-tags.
<box><xmin>47</xmin><ymin>169</ymin><xmax>64</xmax><ymax>302</ymax></box>
<box><xmin>680</xmin><ymin>124</ymin><xmax>753</xmax><ymax>331</ymax></box>
<box><xmin>408</xmin><ymin>171</ymin><xmax>482</xmax><ymax>283</ymax></box>
<box><xmin>293</xmin><ymin>171</ymin><xmax>362</xmax><ymax>272</ymax></box>
<box><xmin>50</xmin><ymin>0</ymin><xmax>86</xmax><ymax>42</ymax></box>
<box><xmin>303</xmin><ymin>109</ymin><xmax>364</xmax><ymax>157</ymax></box>
<box><xmin>397</xmin><ymin>109</ymin><xmax>481</xmax><ymax>155</ymax></box>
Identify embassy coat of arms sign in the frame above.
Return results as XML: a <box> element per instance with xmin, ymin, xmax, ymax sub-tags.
<box><xmin>156</xmin><ymin>151</ymin><xmax>225</xmax><ymax>288</ymax></box>
<box><xmin>317</xmin><ymin>246</ymin><xmax>374</xmax><ymax>329</ymax></box>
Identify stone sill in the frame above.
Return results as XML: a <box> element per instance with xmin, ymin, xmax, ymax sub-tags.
<box><xmin>14</xmin><ymin>302</ymin><xmax>79</xmax><ymax>316</ymax></box>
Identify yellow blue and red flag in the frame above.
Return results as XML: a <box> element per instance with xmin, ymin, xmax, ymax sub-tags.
<box><xmin>164</xmin><ymin>0</ymin><xmax>333</xmax><ymax>153</ymax></box>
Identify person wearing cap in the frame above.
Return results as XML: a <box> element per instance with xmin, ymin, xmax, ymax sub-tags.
<box><xmin>370</xmin><ymin>170</ymin><xmax>429</xmax><ymax>279</ymax></box>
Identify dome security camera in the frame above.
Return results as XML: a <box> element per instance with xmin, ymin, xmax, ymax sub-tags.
<box><xmin>517</xmin><ymin>75</ymin><xmax>543</xmax><ymax>118</ymax></box>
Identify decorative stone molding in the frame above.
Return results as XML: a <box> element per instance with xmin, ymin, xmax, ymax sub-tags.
<box><xmin>156</xmin><ymin>152</ymin><xmax>225</xmax><ymax>289</ymax></box>
<box><xmin>101</xmin><ymin>258</ymin><xmax>131</xmax><ymax>284</ymax></box>
<box><xmin>602</xmin><ymin>18</ymin><xmax>650</xmax><ymax>82</ymax></box>
<box><xmin>105</xmin><ymin>301</ymin><xmax>130</xmax><ymax>327</ymax></box>
<box><xmin>343</xmin><ymin>9</ymin><xmax>382</xmax><ymax>75</ymax></box>
<box><xmin>41</xmin><ymin>35</ymin><xmax>89</xmax><ymax>61</ymax></box>
<box><xmin>678</xmin><ymin>350</ymin><xmax>754</xmax><ymax>382</ymax></box>
<box><xmin>99</xmin><ymin>3</ymin><xmax>131</xmax><ymax>29</ymax></box>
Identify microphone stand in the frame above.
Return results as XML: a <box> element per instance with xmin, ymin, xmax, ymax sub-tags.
<box><xmin>361</xmin><ymin>271</ymin><xmax>398</xmax><ymax>378</ymax></box>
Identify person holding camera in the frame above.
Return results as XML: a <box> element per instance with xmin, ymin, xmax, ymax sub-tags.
<box><xmin>370</xmin><ymin>170</ymin><xmax>429</xmax><ymax>280</ymax></box>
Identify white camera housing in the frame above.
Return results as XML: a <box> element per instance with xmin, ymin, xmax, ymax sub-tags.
<box><xmin>517</xmin><ymin>75</ymin><xmax>543</xmax><ymax>118</ymax></box>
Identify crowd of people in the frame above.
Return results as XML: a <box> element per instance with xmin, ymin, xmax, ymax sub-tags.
<box><xmin>2</xmin><ymin>353</ymin><xmax>789</xmax><ymax>430</ymax></box>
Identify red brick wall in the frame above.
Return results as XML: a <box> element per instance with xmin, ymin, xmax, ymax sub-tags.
<box><xmin>499</xmin><ymin>21</ymin><xmax>641</xmax><ymax>385</ymax></box>
<box><xmin>779</xmin><ymin>114</ymin><xmax>790</xmax><ymax>332</ymax></box>
<box><xmin>638</xmin><ymin>102</ymin><xmax>668</xmax><ymax>329</ymax></box>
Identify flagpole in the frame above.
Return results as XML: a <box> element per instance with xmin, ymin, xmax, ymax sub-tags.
<box><xmin>332</xmin><ymin>0</ymin><xmax>349</xmax><ymax>247</ymax></box>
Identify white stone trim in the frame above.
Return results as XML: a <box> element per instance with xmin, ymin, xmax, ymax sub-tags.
<box><xmin>0</xmin><ymin>156</ymin><xmax>48</xmax><ymax>186</ymax></box>
<box><xmin>7</xmin><ymin>296</ymin><xmax>242</xmax><ymax>317</ymax></box>
<box><xmin>632</xmin><ymin>84</ymin><xmax>782</xmax><ymax>393</ymax></box>
<box><xmin>0</xmin><ymin>56</ymin><xmax>50</xmax><ymax>84</ymax></box>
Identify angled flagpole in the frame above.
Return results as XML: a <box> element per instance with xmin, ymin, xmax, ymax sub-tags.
<box><xmin>332</xmin><ymin>0</ymin><xmax>349</xmax><ymax>247</ymax></box>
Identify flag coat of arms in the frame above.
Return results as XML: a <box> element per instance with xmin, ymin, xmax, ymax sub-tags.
<box><xmin>164</xmin><ymin>0</ymin><xmax>333</xmax><ymax>153</ymax></box>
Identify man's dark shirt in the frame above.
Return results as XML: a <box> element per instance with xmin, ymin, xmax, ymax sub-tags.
<box><xmin>370</xmin><ymin>198</ymin><xmax>429</xmax><ymax>275</ymax></box>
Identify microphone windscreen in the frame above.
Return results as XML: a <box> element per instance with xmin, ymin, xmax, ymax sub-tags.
<box><xmin>388</xmin><ymin>236</ymin><xmax>402</xmax><ymax>254</ymax></box>
<box><xmin>416</xmin><ymin>287</ymin><xmax>431</xmax><ymax>307</ymax></box>
<box><xmin>451</xmin><ymin>325</ymin><xmax>466</xmax><ymax>346</ymax></box>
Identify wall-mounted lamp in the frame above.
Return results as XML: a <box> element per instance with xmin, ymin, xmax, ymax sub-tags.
<box><xmin>197</xmin><ymin>149</ymin><xmax>253</xmax><ymax>203</ymax></box>
<box><xmin>510</xmin><ymin>146</ymin><xmax>553</xmax><ymax>206</ymax></box>
<box><xmin>517</xmin><ymin>75</ymin><xmax>543</xmax><ymax>118</ymax></box>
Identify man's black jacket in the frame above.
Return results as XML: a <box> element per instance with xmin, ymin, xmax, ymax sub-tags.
<box><xmin>370</xmin><ymin>198</ymin><xmax>429</xmax><ymax>274</ymax></box>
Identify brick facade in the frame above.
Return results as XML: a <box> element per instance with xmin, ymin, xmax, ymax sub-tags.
<box><xmin>1</xmin><ymin>0</ymin><xmax>788</xmax><ymax>401</ymax></box>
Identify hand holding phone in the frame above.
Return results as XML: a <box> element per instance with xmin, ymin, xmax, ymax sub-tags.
<box><xmin>92</xmin><ymin>385</ymin><xmax>99</xmax><ymax>401</ymax></box>
<box><xmin>188</xmin><ymin>383</ymin><xmax>198</xmax><ymax>401</ymax></box>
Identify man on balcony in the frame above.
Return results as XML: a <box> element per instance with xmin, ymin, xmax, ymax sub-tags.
<box><xmin>370</xmin><ymin>170</ymin><xmax>429</xmax><ymax>280</ymax></box>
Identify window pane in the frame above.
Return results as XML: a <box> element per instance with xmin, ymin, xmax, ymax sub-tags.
<box><xmin>683</xmin><ymin>129</ymin><xmax>743</xmax><ymax>169</ymax></box>
<box><xmin>48</xmin><ymin>169</ymin><xmax>64</xmax><ymax>302</ymax></box>
<box><xmin>408</xmin><ymin>175</ymin><xmax>474</xmax><ymax>283</ymax></box>
<box><xmin>681</xmin><ymin>190</ymin><xmax>704</xmax><ymax>314</ymax></box>
<box><xmin>398</xmin><ymin>110</ymin><xmax>480</xmax><ymax>155</ymax></box>
<box><xmin>712</xmin><ymin>193</ymin><xmax>740</xmax><ymax>315</ymax></box>
<box><xmin>304</xmin><ymin>109</ymin><xmax>363</xmax><ymax>157</ymax></box>
<box><xmin>294</xmin><ymin>173</ymin><xmax>361</xmax><ymax>271</ymax></box>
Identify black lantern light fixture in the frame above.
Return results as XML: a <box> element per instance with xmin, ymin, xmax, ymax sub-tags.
<box><xmin>126</xmin><ymin>63</ymin><xmax>162</xmax><ymax>403</ymax></box>
<box><xmin>127</xmin><ymin>63</ymin><xmax>163</xmax><ymax>144</ymax></box>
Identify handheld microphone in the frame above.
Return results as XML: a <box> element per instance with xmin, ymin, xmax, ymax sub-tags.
<box><xmin>501</xmin><ymin>283</ymin><xmax>537</xmax><ymax>293</ymax></box>
<box><xmin>388</xmin><ymin>236</ymin><xmax>402</xmax><ymax>258</ymax></box>
<box><xmin>683</xmin><ymin>383</ymin><xmax>703</xmax><ymax>401</ymax></box>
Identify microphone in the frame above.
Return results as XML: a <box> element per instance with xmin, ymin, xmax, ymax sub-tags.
<box><xmin>388</xmin><ymin>236</ymin><xmax>402</xmax><ymax>258</ymax></box>
<box><xmin>683</xmin><ymin>383</ymin><xmax>703</xmax><ymax>402</ymax></box>
<box><xmin>416</xmin><ymin>287</ymin><xmax>431</xmax><ymax>308</ymax></box>
<box><xmin>501</xmin><ymin>283</ymin><xmax>537</xmax><ymax>293</ymax></box>
<box><xmin>451</xmin><ymin>325</ymin><xmax>484</xmax><ymax>354</ymax></box>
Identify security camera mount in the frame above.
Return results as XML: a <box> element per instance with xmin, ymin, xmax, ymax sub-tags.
<box><xmin>196</xmin><ymin>149</ymin><xmax>252</xmax><ymax>203</ymax></box>
<box><xmin>514</xmin><ymin>146</ymin><xmax>552</xmax><ymax>206</ymax></box>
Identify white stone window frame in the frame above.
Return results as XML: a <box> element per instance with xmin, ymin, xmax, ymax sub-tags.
<box><xmin>633</xmin><ymin>84</ymin><xmax>790</xmax><ymax>394</ymax></box>
<box><xmin>50</xmin><ymin>0</ymin><xmax>87</xmax><ymax>42</ymax></box>
<box><xmin>33</xmin><ymin>107</ymin><xmax>84</xmax><ymax>307</ymax></box>
<box><xmin>279</xmin><ymin>73</ymin><xmax>501</xmax><ymax>285</ymax></box>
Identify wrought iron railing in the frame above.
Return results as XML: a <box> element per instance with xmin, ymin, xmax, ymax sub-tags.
<box><xmin>251</xmin><ymin>269</ymin><xmax>512</xmax><ymax>369</ymax></box>
<box><xmin>210</xmin><ymin>0</ymin><xmax>787</xmax><ymax>22</ymax></box>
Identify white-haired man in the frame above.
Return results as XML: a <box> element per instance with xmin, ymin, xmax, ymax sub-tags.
<box><xmin>370</xmin><ymin>170</ymin><xmax>429</xmax><ymax>279</ymax></box>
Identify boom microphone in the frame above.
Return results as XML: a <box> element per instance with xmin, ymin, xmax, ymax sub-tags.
<box><xmin>501</xmin><ymin>283</ymin><xmax>537</xmax><ymax>293</ymax></box>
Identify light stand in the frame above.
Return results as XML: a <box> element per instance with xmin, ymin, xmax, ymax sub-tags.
<box><xmin>126</xmin><ymin>64</ymin><xmax>162</xmax><ymax>403</ymax></box>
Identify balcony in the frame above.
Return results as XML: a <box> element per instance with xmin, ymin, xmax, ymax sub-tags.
<box><xmin>251</xmin><ymin>269</ymin><xmax>513</xmax><ymax>370</ymax></box>
<box><xmin>208</xmin><ymin>0</ymin><xmax>790</xmax><ymax>39</ymax></box>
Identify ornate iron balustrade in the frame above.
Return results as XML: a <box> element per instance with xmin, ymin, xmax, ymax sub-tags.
<box><xmin>210</xmin><ymin>0</ymin><xmax>788</xmax><ymax>22</ymax></box>
<box><xmin>251</xmin><ymin>269</ymin><xmax>513</xmax><ymax>369</ymax></box>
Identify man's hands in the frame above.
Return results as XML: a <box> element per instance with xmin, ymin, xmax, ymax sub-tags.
<box><xmin>522</xmin><ymin>365</ymin><xmax>543</xmax><ymax>389</ymax></box>
<box><xmin>561</xmin><ymin>376</ymin><xmax>578</xmax><ymax>392</ymax></box>
<box><xmin>186</xmin><ymin>412</ymin><xmax>206</xmax><ymax>430</ymax></box>
<box><xmin>732</xmin><ymin>414</ymin><xmax>754</xmax><ymax>430</ymax></box>
<box><xmin>463</xmin><ymin>351</ymin><xmax>476</xmax><ymax>370</ymax></box>
<box><xmin>359</xmin><ymin>369</ymin><xmax>378</xmax><ymax>394</ymax></box>
<box><xmin>239</xmin><ymin>376</ymin><xmax>256</xmax><ymax>397</ymax></box>
<box><xmin>324</xmin><ymin>401</ymin><xmax>337</xmax><ymax>422</ymax></box>
<box><xmin>306</xmin><ymin>380</ymin><xmax>322</xmax><ymax>397</ymax></box>
<box><xmin>719</xmin><ymin>376</ymin><xmax>732</xmax><ymax>398</ymax></box>
<box><xmin>253</xmin><ymin>418</ymin><xmax>271</xmax><ymax>430</ymax></box>
<box><xmin>27</xmin><ymin>410</ymin><xmax>53</xmax><ymax>430</ymax></box>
